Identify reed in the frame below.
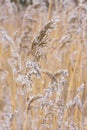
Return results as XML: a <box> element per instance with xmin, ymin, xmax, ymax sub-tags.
<box><xmin>0</xmin><ymin>0</ymin><xmax>87</xmax><ymax>130</ymax></box>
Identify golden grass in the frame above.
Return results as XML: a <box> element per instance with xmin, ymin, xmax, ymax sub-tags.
<box><xmin>0</xmin><ymin>0</ymin><xmax>87</xmax><ymax>130</ymax></box>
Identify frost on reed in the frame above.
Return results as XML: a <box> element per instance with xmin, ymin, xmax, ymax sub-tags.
<box><xmin>0</xmin><ymin>0</ymin><xmax>87</xmax><ymax>130</ymax></box>
<box><xmin>31</xmin><ymin>17</ymin><xmax>60</xmax><ymax>60</ymax></box>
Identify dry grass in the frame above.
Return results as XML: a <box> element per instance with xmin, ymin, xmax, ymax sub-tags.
<box><xmin>0</xmin><ymin>0</ymin><xmax>87</xmax><ymax>130</ymax></box>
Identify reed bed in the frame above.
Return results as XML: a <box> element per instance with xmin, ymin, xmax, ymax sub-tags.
<box><xmin>0</xmin><ymin>0</ymin><xmax>87</xmax><ymax>130</ymax></box>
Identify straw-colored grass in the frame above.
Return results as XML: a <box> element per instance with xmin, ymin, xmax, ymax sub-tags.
<box><xmin>0</xmin><ymin>0</ymin><xmax>87</xmax><ymax>130</ymax></box>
